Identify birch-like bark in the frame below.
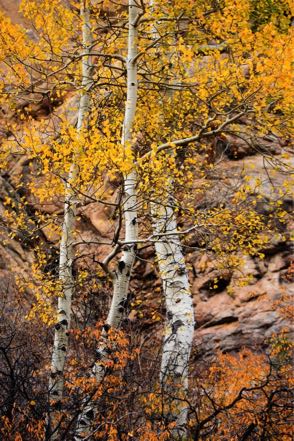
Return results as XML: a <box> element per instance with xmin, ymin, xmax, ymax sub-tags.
<box><xmin>105</xmin><ymin>0</ymin><xmax>139</xmax><ymax>331</ymax></box>
<box><xmin>149</xmin><ymin>1</ymin><xmax>195</xmax><ymax>435</ymax></box>
<box><xmin>48</xmin><ymin>1</ymin><xmax>93</xmax><ymax>437</ymax></box>
<box><xmin>151</xmin><ymin>194</ymin><xmax>195</xmax><ymax>435</ymax></box>
<box><xmin>74</xmin><ymin>1</ymin><xmax>139</xmax><ymax>437</ymax></box>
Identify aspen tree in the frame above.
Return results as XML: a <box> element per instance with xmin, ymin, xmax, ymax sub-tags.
<box><xmin>48</xmin><ymin>1</ymin><xmax>93</xmax><ymax>437</ymax></box>
<box><xmin>0</xmin><ymin>1</ymin><xmax>292</xmax><ymax>439</ymax></box>
<box><xmin>151</xmin><ymin>196</ymin><xmax>195</xmax><ymax>434</ymax></box>
<box><xmin>75</xmin><ymin>0</ymin><xmax>140</xmax><ymax>436</ymax></box>
<box><xmin>148</xmin><ymin>1</ymin><xmax>195</xmax><ymax>434</ymax></box>
<box><xmin>102</xmin><ymin>0</ymin><xmax>139</xmax><ymax>332</ymax></box>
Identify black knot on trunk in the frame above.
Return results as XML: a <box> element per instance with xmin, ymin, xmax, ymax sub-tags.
<box><xmin>177</xmin><ymin>265</ymin><xmax>186</xmax><ymax>275</ymax></box>
<box><xmin>51</xmin><ymin>390</ymin><xmax>59</xmax><ymax>396</ymax></box>
<box><xmin>172</xmin><ymin>319</ymin><xmax>184</xmax><ymax>334</ymax></box>
<box><xmin>119</xmin><ymin>299</ymin><xmax>128</xmax><ymax>308</ymax></box>
<box><xmin>85</xmin><ymin>409</ymin><xmax>94</xmax><ymax>419</ymax></box>
<box><xmin>95</xmin><ymin>350</ymin><xmax>102</xmax><ymax>361</ymax></box>
<box><xmin>103</xmin><ymin>323</ymin><xmax>111</xmax><ymax>333</ymax></box>
<box><xmin>118</xmin><ymin>260</ymin><xmax>126</xmax><ymax>273</ymax></box>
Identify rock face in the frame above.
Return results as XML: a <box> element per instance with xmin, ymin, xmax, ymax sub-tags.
<box><xmin>189</xmin><ymin>155</ymin><xmax>293</xmax><ymax>358</ymax></box>
<box><xmin>192</xmin><ymin>253</ymin><xmax>292</xmax><ymax>359</ymax></box>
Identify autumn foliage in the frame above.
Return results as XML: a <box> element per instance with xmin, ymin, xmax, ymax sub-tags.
<box><xmin>0</xmin><ymin>0</ymin><xmax>293</xmax><ymax>440</ymax></box>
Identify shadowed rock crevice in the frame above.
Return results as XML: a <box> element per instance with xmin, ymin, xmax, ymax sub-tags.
<box><xmin>201</xmin><ymin>315</ymin><xmax>238</xmax><ymax>328</ymax></box>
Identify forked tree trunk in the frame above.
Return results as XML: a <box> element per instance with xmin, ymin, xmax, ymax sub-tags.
<box><xmin>74</xmin><ymin>1</ymin><xmax>139</xmax><ymax>438</ymax></box>
<box><xmin>48</xmin><ymin>1</ymin><xmax>93</xmax><ymax>438</ymax></box>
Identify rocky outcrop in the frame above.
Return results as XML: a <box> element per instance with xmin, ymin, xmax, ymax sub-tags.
<box><xmin>192</xmin><ymin>251</ymin><xmax>292</xmax><ymax>359</ymax></box>
<box><xmin>189</xmin><ymin>154</ymin><xmax>293</xmax><ymax>357</ymax></box>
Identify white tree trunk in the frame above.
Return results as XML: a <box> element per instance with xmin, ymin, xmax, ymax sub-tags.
<box><xmin>106</xmin><ymin>172</ymin><xmax>138</xmax><ymax>330</ymax></box>
<box><xmin>49</xmin><ymin>1</ymin><xmax>93</xmax><ymax>437</ymax></box>
<box><xmin>74</xmin><ymin>1</ymin><xmax>139</xmax><ymax>437</ymax></box>
<box><xmin>105</xmin><ymin>0</ymin><xmax>139</xmax><ymax>331</ymax></box>
<box><xmin>151</xmin><ymin>192</ymin><xmax>195</xmax><ymax>435</ymax></box>
<box><xmin>148</xmin><ymin>1</ymin><xmax>195</xmax><ymax>434</ymax></box>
